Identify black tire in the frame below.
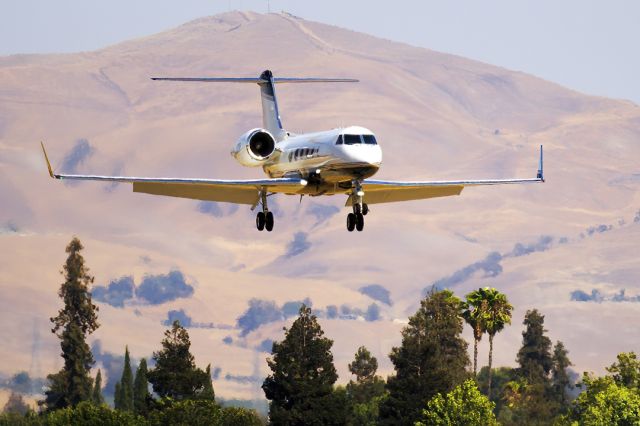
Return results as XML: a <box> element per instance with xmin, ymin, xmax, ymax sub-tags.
<box><xmin>256</xmin><ymin>212</ymin><xmax>265</xmax><ymax>231</ymax></box>
<box><xmin>346</xmin><ymin>213</ymin><xmax>356</xmax><ymax>232</ymax></box>
<box><xmin>265</xmin><ymin>211</ymin><xmax>274</xmax><ymax>232</ymax></box>
<box><xmin>353</xmin><ymin>203</ymin><xmax>361</xmax><ymax>214</ymax></box>
<box><xmin>362</xmin><ymin>203</ymin><xmax>369</xmax><ymax>215</ymax></box>
<box><xmin>355</xmin><ymin>212</ymin><xmax>364</xmax><ymax>231</ymax></box>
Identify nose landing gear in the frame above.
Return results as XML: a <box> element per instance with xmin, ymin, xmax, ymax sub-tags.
<box><xmin>256</xmin><ymin>191</ymin><xmax>274</xmax><ymax>232</ymax></box>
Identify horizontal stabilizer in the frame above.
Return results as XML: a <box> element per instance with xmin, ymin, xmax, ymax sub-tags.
<box><xmin>151</xmin><ymin>76</ymin><xmax>358</xmax><ymax>84</ymax></box>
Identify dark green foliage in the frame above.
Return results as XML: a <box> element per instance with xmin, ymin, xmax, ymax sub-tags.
<box><xmin>379</xmin><ymin>289</ymin><xmax>470</xmax><ymax>426</ymax></box>
<box><xmin>45</xmin><ymin>401</ymin><xmax>145</xmax><ymax>425</ymax></box>
<box><xmin>43</xmin><ymin>238</ymin><xmax>99</xmax><ymax>411</ymax></box>
<box><xmin>516</xmin><ymin>309</ymin><xmax>552</xmax><ymax>384</ymax></box>
<box><xmin>115</xmin><ymin>382</ymin><xmax>123</xmax><ymax>410</ymax></box>
<box><xmin>146</xmin><ymin>399</ymin><xmax>263</xmax><ymax>426</ymax></box>
<box><xmin>201</xmin><ymin>365</ymin><xmax>215</xmax><ymax>401</ymax></box>
<box><xmin>219</xmin><ymin>406</ymin><xmax>264</xmax><ymax>426</ymax></box>
<box><xmin>92</xmin><ymin>370</ymin><xmax>104</xmax><ymax>405</ymax></box>
<box><xmin>417</xmin><ymin>379</ymin><xmax>498</xmax><ymax>426</ymax></box>
<box><xmin>133</xmin><ymin>358</ymin><xmax>150</xmax><ymax>415</ymax></box>
<box><xmin>116</xmin><ymin>347</ymin><xmax>134</xmax><ymax>411</ymax></box>
<box><xmin>476</xmin><ymin>366</ymin><xmax>517</xmax><ymax>414</ymax></box>
<box><xmin>147</xmin><ymin>399</ymin><xmax>222</xmax><ymax>425</ymax></box>
<box><xmin>551</xmin><ymin>341</ymin><xmax>573</xmax><ymax>409</ymax></box>
<box><xmin>499</xmin><ymin>380</ymin><xmax>557</xmax><ymax>425</ymax></box>
<box><xmin>347</xmin><ymin>346</ymin><xmax>386</xmax><ymax>404</ymax></box>
<box><xmin>262</xmin><ymin>304</ymin><xmax>344</xmax><ymax>425</ymax></box>
<box><xmin>147</xmin><ymin>320</ymin><xmax>209</xmax><ymax>400</ymax></box>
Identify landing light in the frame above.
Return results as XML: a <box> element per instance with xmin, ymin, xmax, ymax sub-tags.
<box><xmin>357</xmin><ymin>191</ymin><xmax>364</xmax><ymax>197</ymax></box>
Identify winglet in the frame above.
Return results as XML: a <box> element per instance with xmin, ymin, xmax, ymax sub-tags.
<box><xmin>537</xmin><ymin>145</ymin><xmax>544</xmax><ymax>182</ymax></box>
<box><xmin>41</xmin><ymin>142</ymin><xmax>56</xmax><ymax>179</ymax></box>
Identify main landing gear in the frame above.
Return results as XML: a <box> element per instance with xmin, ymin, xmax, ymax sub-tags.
<box><xmin>346</xmin><ymin>181</ymin><xmax>368</xmax><ymax>232</ymax></box>
<box><xmin>256</xmin><ymin>191</ymin><xmax>274</xmax><ymax>232</ymax></box>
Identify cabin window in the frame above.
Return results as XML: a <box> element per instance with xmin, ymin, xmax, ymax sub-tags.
<box><xmin>288</xmin><ymin>151</ymin><xmax>293</xmax><ymax>162</ymax></box>
<box><xmin>363</xmin><ymin>135</ymin><xmax>377</xmax><ymax>145</ymax></box>
<box><xmin>336</xmin><ymin>135</ymin><xmax>344</xmax><ymax>145</ymax></box>
<box><xmin>344</xmin><ymin>134</ymin><xmax>361</xmax><ymax>145</ymax></box>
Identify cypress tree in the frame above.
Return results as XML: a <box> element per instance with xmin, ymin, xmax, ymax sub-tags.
<box><xmin>147</xmin><ymin>320</ymin><xmax>209</xmax><ymax>400</ymax></box>
<box><xmin>262</xmin><ymin>304</ymin><xmax>344</xmax><ymax>424</ymax></box>
<box><xmin>114</xmin><ymin>382</ymin><xmax>122</xmax><ymax>410</ymax></box>
<box><xmin>516</xmin><ymin>309</ymin><xmax>553</xmax><ymax>384</ymax></box>
<box><xmin>42</xmin><ymin>237</ymin><xmax>99</xmax><ymax>411</ymax></box>
<box><xmin>551</xmin><ymin>341</ymin><xmax>573</xmax><ymax>409</ymax></box>
<box><xmin>92</xmin><ymin>369</ymin><xmax>104</xmax><ymax>405</ymax></box>
<box><xmin>133</xmin><ymin>358</ymin><xmax>150</xmax><ymax>415</ymax></box>
<box><xmin>379</xmin><ymin>289</ymin><xmax>470</xmax><ymax>426</ymax></box>
<box><xmin>116</xmin><ymin>346</ymin><xmax>134</xmax><ymax>411</ymax></box>
<box><xmin>201</xmin><ymin>364</ymin><xmax>216</xmax><ymax>401</ymax></box>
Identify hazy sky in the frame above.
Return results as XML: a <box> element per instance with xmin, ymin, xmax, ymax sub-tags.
<box><xmin>2</xmin><ymin>0</ymin><xmax>639</xmax><ymax>104</ymax></box>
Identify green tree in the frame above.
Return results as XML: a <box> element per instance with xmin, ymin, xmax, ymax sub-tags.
<box><xmin>92</xmin><ymin>369</ymin><xmax>104</xmax><ymax>405</ymax></box>
<box><xmin>42</xmin><ymin>237</ymin><xmax>100</xmax><ymax>411</ymax></box>
<box><xmin>347</xmin><ymin>346</ymin><xmax>385</xmax><ymax>404</ymax></box>
<box><xmin>606</xmin><ymin>352</ymin><xmax>640</xmax><ymax>390</ymax></box>
<box><xmin>133</xmin><ymin>358</ymin><xmax>150</xmax><ymax>415</ymax></box>
<box><xmin>346</xmin><ymin>346</ymin><xmax>386</xmax><ymax>426</ymax></box>
<box><xmin>476</xmin><ymin>366</ymin><xmax>517</xmax><ymax>414</ymax></box>
<box><xmin>147</xmin><ymin>320</ymin><xmax>209</xmax><ymax>400</ymax></box>
<box><xmin>551</xmin><ymin>341</ymin><xmax>573</xmax><ymax>410</ymax></box>
<box><xmin>516</xmin><ymin>309</ymin><xmax>552</xmax><ymax>384</ymax></box>
<box><xmin>115</xmin><ymin>346</ymin><xmax>134</xmax><ymax>411</ymax></box>
<box><xmin>417</xmin><ymin>379</ymin><xmax>498</xmax><ymax>426</ymax></box>
<box><xmin>379</xmin><ymin>289</ymin><xmax>470</xmax><ymax>426</ymax></box>
<box><xmin>462</xmin><ymin>288</ymin><xmax>488</xmax><ymax>376</ymax></box>
<box><xmin>201</xmin><ymin>364</ymin><xmax>216</xmax><ymax>401</ymax></box>
<box><xmin>262</xmin><ymin>304</ymin><xmax>344</xmax><ymax>425</ymax></box>
<box><xmin>114</xmin><ymin>382</ymin><xmax>122</xmax><ymax>410</ymax></box>
<box><xmin>561</xmin><ymin>374</ymin><xmax>640</xmax><ymax>425</ymax></box>
<box><xmin>484</xmin><ymin>288</ymin><xmax>513</xmax><ymax>397</ymax></box>
<box><xmin>147</xmin><ymin>399</ymin><xmax>222</xmax><ymax>426</ymax></box>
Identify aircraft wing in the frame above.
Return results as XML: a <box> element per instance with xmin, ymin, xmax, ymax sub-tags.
<box><xmin>349</xmin><ymin>146</ymin><xmax>544</xmax><ymax>205</ymax></box>
<box><xmin>40</xmin><ymin>143</ymin><xmax>306</xmax><ymax>207</ymax></box>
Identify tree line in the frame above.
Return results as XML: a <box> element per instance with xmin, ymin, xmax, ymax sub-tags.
<box><xmin>1</xmin><ymin>237</ymin><xmax>639</xmax><ymax>425</ymax></box>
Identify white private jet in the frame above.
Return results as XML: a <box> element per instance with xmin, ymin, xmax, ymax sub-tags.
<box><xmin>42</xmin><ymin>69</ymin><xmax>544</xmax><ymax>232</ymax></box>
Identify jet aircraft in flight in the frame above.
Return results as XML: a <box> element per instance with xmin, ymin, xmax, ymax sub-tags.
<box><xmin>42</xmin><ymin>70</ymin><xmax>544</xmax><ymax>232</ymax></box>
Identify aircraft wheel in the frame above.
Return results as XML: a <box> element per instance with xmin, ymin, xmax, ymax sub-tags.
<box><xmin>346</xmin><ymin>213</ymin><xmax>356</xmax><ymax>232</ymax></box>
<box><xmin>362</xmin><ymin>203</ymin><xmax>369</xmax><ymax>216</ymax></box>
<box><xmin>355</xmin><ymin>212</ymin><xmax>364</xmax><ymax>232</ymax></box>
<box><xmin>256</xmin><ymin>212</ymin><xmax>265</xmax><ymax>231</ymax></box>
<box><xmin>265</xmin><ymin>211</ymin><xmax>274</xmax><ymax>232</ymax></box>
<box><xmin>353</xmin><ymin>203</ymin><xmax>361</xmax><ymax>214</ymax></box>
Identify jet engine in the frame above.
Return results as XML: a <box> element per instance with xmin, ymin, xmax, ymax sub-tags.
<box><xmin>231</xmin><ymin>128</ymin><xmax>276</xmax><ymax>167</ymax></box>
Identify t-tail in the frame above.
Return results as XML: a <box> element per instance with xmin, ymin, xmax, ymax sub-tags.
<box><xmin>152</xmin><ymin>69</ymin><xmax>358</xmax><ymax>141</ymax></box>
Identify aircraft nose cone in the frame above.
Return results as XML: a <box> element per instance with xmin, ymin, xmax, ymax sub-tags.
<box><xmin>343</xmin><ymin>145</ymin><xmax>382</xmax><ymax>165</ymax></box>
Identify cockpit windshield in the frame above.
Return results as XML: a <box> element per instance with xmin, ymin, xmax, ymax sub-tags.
<box><xmin>335</xmin><ymin>134</ymin><xmax>378</xmax><ymax>145</ymax></box>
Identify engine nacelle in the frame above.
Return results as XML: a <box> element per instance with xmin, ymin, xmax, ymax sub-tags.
<box><xmin>231</xmin><ymin>128</ymin><xmax>276</xmax><ymax>167</ymax></box>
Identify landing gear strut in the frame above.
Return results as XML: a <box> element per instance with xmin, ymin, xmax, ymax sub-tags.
<box><xmin>346</xmin><ymin>181</ymin><xmax>368</xmax><ymax>232</ymax></box>
<box><xmin>256</xmin><ymin>191</ymin><xmax>274</xmax><ymax>232</ymax></box>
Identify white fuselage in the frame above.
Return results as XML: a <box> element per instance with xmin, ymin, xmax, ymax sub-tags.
<box><xmin>234</xmin><ymin>126</ymin><xmax>382</xmax><ymax>196</ymax></box>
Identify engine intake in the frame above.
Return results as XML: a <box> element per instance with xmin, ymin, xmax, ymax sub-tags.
<box><xmin>232</xmin><ymin>129</ymin><xmax>276</xmax><ymax>167</ymax></box>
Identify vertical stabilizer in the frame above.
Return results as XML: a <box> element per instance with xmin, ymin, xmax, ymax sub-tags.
<box><xmin>258</xmin><ymin>70</ymin><xmax>287</xmax><ymax>141</ymax></box>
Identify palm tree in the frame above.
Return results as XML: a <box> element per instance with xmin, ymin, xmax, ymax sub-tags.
<box><xmin>484</xmin><ymin>288</ymin><xmax>513</xmax><ymax>398</ymax></box>
<box><xmin>462</xmin><ymin>289</ymin><xmax>489</xmax><ymax>376</ymax></box>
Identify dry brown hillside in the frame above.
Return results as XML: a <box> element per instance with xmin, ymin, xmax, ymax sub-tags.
<box><xmin>1</xmin><ymin>11</ymin><xmax>639</xmax><ymax>400</ymax></box>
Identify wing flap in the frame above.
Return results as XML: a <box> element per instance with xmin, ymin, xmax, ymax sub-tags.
<box><xmin>133</xmin><ymin>182</ymin><xmax>260</xmax><ymax>205</ymax></box>
<box><xmin>348</xmin><ymin>184</ymin><xmax>463</xmax><ymax>205</ymax></box>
